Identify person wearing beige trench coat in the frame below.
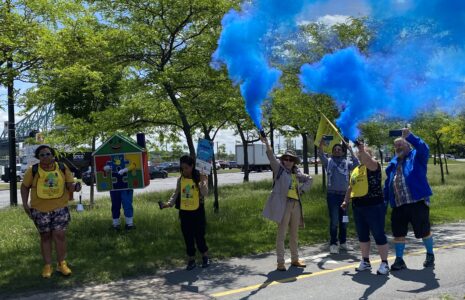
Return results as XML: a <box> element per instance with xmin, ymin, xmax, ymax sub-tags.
<box><xmin>260</xmin><ymin>135</ymin><xmax>313</xmax><ymax>271</ymax></box>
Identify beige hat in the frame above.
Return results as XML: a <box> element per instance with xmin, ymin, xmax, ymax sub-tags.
<box><xmin>279</xmin><ymin>149</ymin><xmax>300</xmax><ymax>164</ymax></box>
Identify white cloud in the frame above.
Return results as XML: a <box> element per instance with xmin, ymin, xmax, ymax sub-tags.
<box><xmin>316</xmin><ymin>14</ymin><xmax>351</xmax><ymax>26</ymax></box>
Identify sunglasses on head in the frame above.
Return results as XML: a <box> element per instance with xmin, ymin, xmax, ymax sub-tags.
<box><xmin>39</xmin><ymin>152</ymin><xmax>52</xmax><ymax>158</ymax></box>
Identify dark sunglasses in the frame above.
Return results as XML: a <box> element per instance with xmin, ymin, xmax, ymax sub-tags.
<box><xmin>39</xmin><ymin>152</ymin><xmax>52</xmax><ymax>158</ymax></box>
<box><xmin>281</xmin><ymin>157</ymin><xmax>294</xmax><ymax>162</ymax></box>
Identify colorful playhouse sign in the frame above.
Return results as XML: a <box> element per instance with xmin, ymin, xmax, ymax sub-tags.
<box><xmin>93</xmin><ymin>134</ymin><xmax>150</xmax><ymax>192</ymax></box>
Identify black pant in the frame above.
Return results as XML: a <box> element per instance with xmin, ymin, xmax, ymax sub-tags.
<box><xmin>179</xmin><ymin>206</ymin><xmax>208</xmax><ymax>257</ymax></box>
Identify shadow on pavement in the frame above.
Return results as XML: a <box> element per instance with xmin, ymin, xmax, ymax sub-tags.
<box><xmin>316</xmin><ymin>252</ymin><xmax>359</xmax><ymax>270</ymax></box>
<box><xmin>164</xmin><ymin>261</ymin><xmax>255</xmax><ymax>296</ymax></box>
<box><xmin>389</xmin><ymin>267</ymin><xmax>439</xmax><ymax>294</ymax></box>
<box><xmin>342</xmin><ymin>270</ymin><xmax>390</xmax><ymax>300</ymax></box>
<box><xmin>239</xmin><ymin>266</ymin><xmax>311</xmax><ymax>300</ymax></box>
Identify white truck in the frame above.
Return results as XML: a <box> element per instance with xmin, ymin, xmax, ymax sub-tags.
<box><xmin>235</xmin><ymin>143</ymin><xmax>271</xmax><ymax>172</ymax></box>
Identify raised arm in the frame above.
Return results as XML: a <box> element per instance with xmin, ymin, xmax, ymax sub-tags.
<box><xmin>344</xmin><ymin>140</ymin><xmax>359</xmax><ymax>169</ymax></box>
<box><xmin>356</xmin><ymin>144</ymin><xmax>379</xmax><ymax>171</ymax></box>
<box><xmin>260</xmin><ymin>135</ymin><xmax>280</xmax><ymax>173</ymax></box>
<box><xmin>404</xmin><ymin>129</ymin><xmax>429</xmax><ymax>164</ymax></box>
<box><xmin>317</xmin><ymin>140</ymin><xmax>329</xmax><ymax>168</ymax></box>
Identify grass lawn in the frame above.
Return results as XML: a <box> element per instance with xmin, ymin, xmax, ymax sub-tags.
<box><xmin>0</xmin><ymin>162</ymin><xmax>464</xmax><ymax>296</ymax></box>
<box><xmin>0</xmin><ymin>182</ymin><xmax>21</xmax><ymax>191</ymax></box>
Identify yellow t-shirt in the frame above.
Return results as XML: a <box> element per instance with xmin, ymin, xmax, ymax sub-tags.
<box><xmin>22</xmin><ymin>163</ymin><xmax>74</xmax><ymax>212</ymax></box>
<box><xmin>287</xmin><ymin>174</ymin><xmax>299</xmax><ymax>200</ymax></box>
<box><xmin>350</xmin><ymin>165</ymin><xmax>369</xmax><ymax>198</ymax></box>
<box><xmin>180</xmin><ymin>177</ymin><xmax>200</xmax><ymax>211</ymax></box>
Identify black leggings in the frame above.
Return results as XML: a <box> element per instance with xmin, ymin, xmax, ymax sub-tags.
<box><xmin>179</xmin><ymin>206</ymin><xmax>208</xmax><ymax>257</ymax></box>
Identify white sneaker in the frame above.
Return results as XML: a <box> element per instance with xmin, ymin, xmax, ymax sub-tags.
<box><xmin>329</xmin><ymin>244</ymin><xmax>339</xmax><ymax>254</ymax></box>
<box><xmin>377</xmin><ymin>262</ymin><xmax>390</xmax><ymax>275</ymax></box>
<box><xmin>339</xmin><ymin>243</ymin><xmax>353</xmax><ymax>251</ymax></box>
<box><xmin>355</xmin><ymin>261</ymin><xmax>372</xmax><ymax>272</ymax></box>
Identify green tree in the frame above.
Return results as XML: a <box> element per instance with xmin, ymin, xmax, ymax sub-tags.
<box><xmin>0</xmin><ymin>0</ymin><xmax>57</xmax><ymax>205</ymax></box>
<box><xmin>22</xmin><ymin>7</ymin><xmax>127</xmax><ymax>204</ymax></box>
<box><xmin>412</xmin><ymin>112</ymin><xmax>451</xmax><ymax>183</ymax></box>
<box><xmin>93</xmin><ymin>0</ymin><xmax>238</xmax><ymax>156</ymax></box>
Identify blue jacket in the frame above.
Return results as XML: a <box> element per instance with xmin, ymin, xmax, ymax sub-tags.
<box><xmin>384</xmin><ymin>133</ymin><xmax>433</xmax><ymax>208</ymax></box>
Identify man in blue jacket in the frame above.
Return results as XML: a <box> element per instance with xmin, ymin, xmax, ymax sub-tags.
<box><xmin>384</xmin><ymin>128</ymin><xmax>434</xmax><ymax>271</ymax></box>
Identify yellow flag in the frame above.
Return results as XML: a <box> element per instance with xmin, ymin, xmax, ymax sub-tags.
<box><xmin>314</xmin><ymin>113</ymin><xmax>344</xmax><ymax>153</ymax></box>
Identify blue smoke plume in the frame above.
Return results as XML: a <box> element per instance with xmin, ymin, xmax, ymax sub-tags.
<box><xmin>300</xmin><ymin>0</ymin><xmax>465</xmax><ymax>140</ymax></box>
<box><xmin>212</xmin><ymin>0</ymin><xmax>309</xmax><ymax>129</ymax></box>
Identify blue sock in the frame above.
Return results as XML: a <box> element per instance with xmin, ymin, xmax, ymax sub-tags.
<box><xmin>395</xmin><ymin>243</ymin><xmax>405</xmax><ymax>258</ymax></box>
<box><xmin>423</xmin><ymin>236</ymin><xmax>434</xmax><ymax>254</ymax></box>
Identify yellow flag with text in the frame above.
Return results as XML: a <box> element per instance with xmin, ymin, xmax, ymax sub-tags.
<box><xmin>314</xmin><ymin>113</ymin><xmax>344</xmax><ymax>153</ymax></box>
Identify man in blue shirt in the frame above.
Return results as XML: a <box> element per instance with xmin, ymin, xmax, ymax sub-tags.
<box><xmin>384</xmin><ymin>128</ymin><xmax>434</xmax><ymax>270</ymax></box>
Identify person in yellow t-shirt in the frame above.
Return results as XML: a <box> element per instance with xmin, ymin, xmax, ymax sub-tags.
<box><xmin>160</xmin><ymin>155</ymin><xmax>208</xmax><ymax>271</ymax></box>
<box><xmin>341</xmin><ymin>141</ymin><xmax>389</xmax><ymax>275</ymax></box>
<box><xmin>20</xmin><ymin>145</ymin><xmax>81</xmax><ymax>279</ymax></box>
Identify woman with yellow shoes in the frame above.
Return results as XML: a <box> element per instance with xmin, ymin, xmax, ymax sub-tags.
<box><xmin>21</xmin><ymin>145</ymin><xmax>81</xmax><ymax>278</ymax></box>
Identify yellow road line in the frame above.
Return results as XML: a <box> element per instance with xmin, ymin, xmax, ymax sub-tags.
<box><xmin>211</xmin><ymin>242</ymin><xmax>465</xmax><ymax>298</ymax></box>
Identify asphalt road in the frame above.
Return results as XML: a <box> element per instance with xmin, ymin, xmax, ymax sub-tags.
<box><xmin>11</xmin><ymin>222</ymin><xmax>465</xmax><ymax>300</ymax></box>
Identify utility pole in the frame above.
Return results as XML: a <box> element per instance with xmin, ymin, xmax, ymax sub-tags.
<box><xmin>6</xmin><ymin>0</ymin><xmax>17</xmax><ymax>206</ymax></box>
<box><xmin>7</xmin><ymin>44</ymin><xmax>18</xmax><ymax>205</ymax></box>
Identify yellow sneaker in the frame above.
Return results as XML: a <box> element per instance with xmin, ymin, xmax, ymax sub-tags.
<box><xmin>57</xmin><ymin>260</ymin><xmax>72</xmax><ymax>276</ymax></box>
<box><xmin>42</xmin><ymin>264</ymin><xmax>53</xmax><ymax>278</ymax></box>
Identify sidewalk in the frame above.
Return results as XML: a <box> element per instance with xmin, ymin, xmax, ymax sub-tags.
<box><xmin>10</xmin><ymin>222</ymin><xmax>465</xmax><ymax>300</ymax></box>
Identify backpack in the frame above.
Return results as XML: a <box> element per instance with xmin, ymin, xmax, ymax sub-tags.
<box><xmin>32</xmin><ymin>162</ymin><xmax>66</xmax><ymax>179</ymax></box>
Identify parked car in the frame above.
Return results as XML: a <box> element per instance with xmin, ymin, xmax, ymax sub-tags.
<box><xmin>149</xmin><ymin>166</ymin><xmax>168</xmax><ymax>179</ymax></box>
<box><xmin>228</xmin><ymin>161</ymin><xmax>238</xmax><ymax>169</ymax></box>
<box><xmin>157</xmin><ymin>162</ymin><xmax>180</xmax><ymax>173</ymax></box>
<box><xmin>218</xmin><ymin>160</ymin><xmax>230</xmax><ymax>169</ymax></box>
<box><xmin>309</xmin><ymin>157</ymin><xmax>321</xmax><ymax>164</ymax></box>
<box><xmin>1</xmin><ymin>164</ymin><xmax>23</xmax><ymax>182</ymax></box>
<box><xmin>214</xmin><ymin>161</ymin><xmax>221</xmax><ymax>170</ymax></box>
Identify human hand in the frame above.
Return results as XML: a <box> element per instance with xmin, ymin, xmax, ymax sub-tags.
<box><xmin>259</xmin><ymin>135</ymin><xmax>268</xmax><ymax>145</ymax></box>
<box><xmin>341</xmin><ymin>200</ymin><xmax>349</xmax><ymax>210</ymax></box>
<box><xmin>23</xmin><ymin>204</ymin><xmax>32</xmax><ymax>219</ymax></box>
<box><xmin>74</xmin><ymin>182</ymin><xmax>82</xmax><ymax>192</ymax></box>
<box><xmin>118</xmin><ymin>168</ymin><xmax>128</xmax><ymax>175</ymax></box>
<box><xmin>103</xmin><ymin>165</ymin><xmax>111</xmax><ymax>172</ymax></box>
<box><xmin>402</xmin><ymin>128</ymin><xmax>410</xmax><ymax>138</ymax></box>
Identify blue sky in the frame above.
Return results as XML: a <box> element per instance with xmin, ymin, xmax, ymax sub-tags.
<box><xmin>300</xmin><ymin>0</ymin><xmax>370</xmax><ymax>21</ymax></box>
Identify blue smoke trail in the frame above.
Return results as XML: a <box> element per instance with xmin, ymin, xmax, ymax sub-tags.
<box><xmin>300</xmin><ymin>0</ymin><xmax>465</xmax><ymax>140</ymax></box>
<box><xmin>212</xmin><ymin>0</ymin><xmax>309</xmax><ymax>130</ymax></box>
